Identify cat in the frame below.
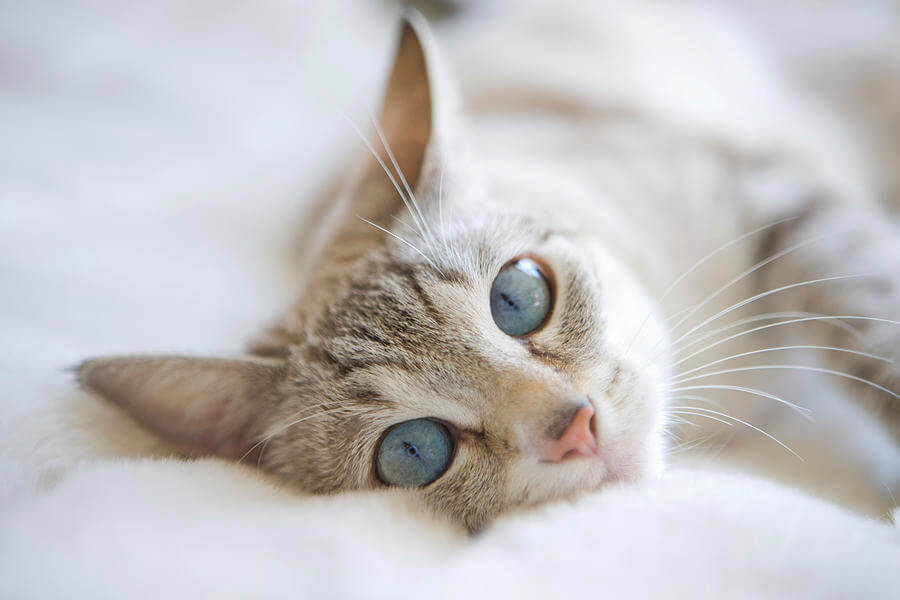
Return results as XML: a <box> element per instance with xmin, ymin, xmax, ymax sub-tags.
<box><xmin>77</xmin><ymin>6</ymin><xmax>900</xmax><ymax>530</ymax></box>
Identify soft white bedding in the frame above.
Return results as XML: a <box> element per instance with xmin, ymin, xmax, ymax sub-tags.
<box><xmin>2</xmin><ymin>1</ymin><xmax>899</xmax><ymax>597</ymax></box>
<box><xmin>3</xmin><ymin>460</ymin><xmax>899</xmax><ymax>598</ymax></box>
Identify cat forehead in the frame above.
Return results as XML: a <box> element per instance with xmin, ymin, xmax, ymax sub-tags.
<box><xmin>323</xmin><ymin>211</ymin><xmax>563</xmax><ymax>327</ymax></box>
<box><xmin>305</xmin><ymin>215</ymin><xmax>600</xmax><ymax>385</ymax></box>
<box><xmin>400</xmin><ymin>210</ymin><xmax>560</xmax><ymax>278</ymax></box>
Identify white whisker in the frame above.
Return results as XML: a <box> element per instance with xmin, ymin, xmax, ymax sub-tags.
<box><xmin>666</xmin><ymin>393</ymin><xmax>725</xmax><ymax>409</ymax></box>
<box><xmin>671</xmin><ymin>315</ymin><xmax>900</xmax><ymax>369</ymax></box>
<box><xmin>239</xmin><ymin>407</ymin><xmax>343</xmax><ymax>465</ymax></box>
<box><xmin>666</xmin><ymin>432</ymin><xmax>723</xmax><ymax>456</ymax></box>
<box><xmin>670</xmin><ymin>274</ymin><xmax>870</xmax><ymax>349</ymax></box>
<box><xmin>675</xmin><ymin>311</ymin><xmax>867</xmax><ymax>354</ymax></box>
<box><xmin>669</xmin><ymin>406</ymin><xmax>803</xmax><ymax>460</ymax></box>
<box><xmin>357</xmin><ymin>215</ymin><xmax>444</xmax><ymax>275</ymax></box>
<box><xmin>674</xmin><ymin>345</ymin><xmax>893</xmax><ymax>380</ymax></box>
<box><xmin>625</xmin><ymin>216</ymin><xmax>798</xmax><ymax>357</ymax></box>
<box><xmin>669</xmin><ymin>409</ymin><xmax>734</xmax><ymax>428</ymax></box>
<box><xmin>668</xmin><ymin>233</ymin><xmax>825</xmax><ymax>336</ymax></box>
<box><xmin>667</xmin><ymin>383</ymin><xmax>810</xmax><ymax>416</ymax></box>
<box><xmin>340</xmin><ymin>113</ymin><xmax>426</xmax><ymax>237</ymax></box>
<box><xmin>672</xmin><ymin>364</ymin><xmax>900</xmax><ymax>400</ymax></box>
<box><xmin>370</xmin><ymin>113</ymin><xmax>435</xmax><ymax>245</ymax></box>
<box><xmin>882</xmin><ymin>481</ymin><xmax>898</xmax><ymax>508</ymax></box>
<box><xmin>666</xmin><ymin>414</ymin><xmax>701</xmax><ymax>429</ymax></box>
<box><xmin>391</xmin><ymin>215</ymin><xmax>423</xmax><ymax>239</ymax></box>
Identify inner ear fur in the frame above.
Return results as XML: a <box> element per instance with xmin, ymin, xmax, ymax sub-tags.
<box><xmin>78</xmin><ymin>355</ymin><xmax>285</xmax><ymax>460</ymax></box>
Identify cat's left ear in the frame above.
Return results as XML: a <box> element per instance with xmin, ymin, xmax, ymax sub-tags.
<box><xmin>78</xmin><ymin>355</ymin><xmax>285</xmax><ymax>459</ymax></box>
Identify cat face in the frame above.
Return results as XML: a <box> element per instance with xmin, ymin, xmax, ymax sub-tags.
<box><xmin>78</xmin><ymin>14</ymin><xmax>669</xmax><ymax>530</ymax></box>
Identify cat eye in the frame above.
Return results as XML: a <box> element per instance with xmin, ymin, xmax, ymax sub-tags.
<box><xmin>375</xmin><ymin>419</ymin><xmax>455</xmax><ymax>487</ymax></box>
<box><xmin>490</xmin><ymin>257</ymin><xmax>553</xmax><ymax>336</ymax></box>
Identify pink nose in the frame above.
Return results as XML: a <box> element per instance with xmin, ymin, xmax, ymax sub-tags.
<box><xmin>541</xmin><ymin>404</ymin><xmax>598</xmax><ymax>462</ymax></box>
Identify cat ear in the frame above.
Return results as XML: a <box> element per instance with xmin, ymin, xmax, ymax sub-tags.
<box><xmin>373</xmin><ymin>11</ymin><xmax>436</xmax><ymax>192</ymax></box>
<box><xmin>302</xmin><ymin>12</ymin><xmax>449</xmax><ymax>286</ymax></box>
<box><xmin>78</xmin><ymin>355</ymin><xmax>285</xmax><ymax>459</ymax></box>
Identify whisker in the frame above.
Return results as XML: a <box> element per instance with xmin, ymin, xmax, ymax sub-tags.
<box><xmin>391</xmin><ymin>215</ymin><xmax>424</xmax><ymax>239</ymax></box>
<box><xmin>664</xmin><ymin>393</ymin><xmax>725</xmax><ymax>436</ymax></box>
<box><xmin>357</xmin><ymin>215</ymin><xmax>444</xmax><ymax>275</ymax></box>
<box><xmin>669</xmin><ymin>409</ymin><xmax>734</xmax><ymax>428</ymax></box>
<box><xmin>671</xmin><ymin>364</ymin><xmax>900</xmax><ymax>401</ymax></box>
<box><xmin>882</xmin><ymin>481</ymin><xmax>898</xmax><ymax>509</ymax></box>
<box><xmin>238</xmin><ymin>406</ymin><xmax>344</xmax><ymax>465</ymax></box>
<box><xmin>671</xmin><ymin>315</ymin><xmax>900</xmax><ymax>369</ymax></box>
<box><xmin>666</xmin><ymin>432</ymin><xmax>723</xmax><ymax>456</ymax></box>
<box><xmin>666</xmin><ymin>393</ymin><xmax>725</xmax><ymax>409</ymax></box>
<box><xmin>670</xmin><ymin>274</ymin><xmax>871</xmax><ymax>349</ymax></box>
<box><xmin>668</xmin><ymin>233</ymin><xmax>826</xmax><ymax>336</ymax></box>
<box><xmin>625</xmin><ymin>216</ymin><xmax>798</xmax><ymax>357</ymax></box>
<box><xmin>669</xmin><ymin>406</ymin><xmax>803</xmax><ymax>460</ymax></box>
<box><xmin>370</xmin><ymin>113</ymin><xmax>435</xmax><ymax>245</ymax></box>
<box><xmin>674</xmin><ymin>311</ymin><xmax>867</xmax><ymax>354</ymax></box>
<box><xmin>340</xmin><ymin>113</ymin><xmax>424</xmax><ymax>232</ymax></box>
<box><xmin>674</xmin><ymin>345</ymin><xmax>893</xmax><ymax>380</ymax></box>
<box><xmin>257</xmin><ymin>437</ymin><xmax>272</xmax><ymax>468</ymax></box>
<box><xmin>665</xmin><ymin>414</ymin><xmax>701</xmax><ymax>429</ymax></box>
<box><xmin>667</xmin><ymin>383</ymin><xmax>810</xmax><ymax>416</ymax></box>
<box><xmin>661</xmin><ymin>429</ymin><xmax>684</xmax><ymax>443</ymax></box>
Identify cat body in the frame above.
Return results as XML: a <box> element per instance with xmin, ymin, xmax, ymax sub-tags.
<box><xmin>78</xmin><ymin>2</ymin><xmax>900</xmax><ymax>528</ymax></box>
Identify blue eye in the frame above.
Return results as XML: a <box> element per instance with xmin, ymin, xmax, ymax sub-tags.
<box><xmin>375</xmin><ymin>419</ymin><xmax>454</xmax><ymax>487</ymax></box>
<box><xmin>490</xmin><ymin>257</ymin><xmax>552</xmax><ymax>336</ymax></box>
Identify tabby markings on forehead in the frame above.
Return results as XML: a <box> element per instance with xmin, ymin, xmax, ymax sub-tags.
<box><xmin>301</xmin><ymin>341</ymin><xmax>416</xmax><ymax>379</ymax></box>
<box><xmin>386</xmin><ymin>261</ymin><xmax>447</xmax><ymax>326</ymax></box>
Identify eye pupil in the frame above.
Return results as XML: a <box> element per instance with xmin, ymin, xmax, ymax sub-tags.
<box><xmin>490</xmin><ymin>258</ymin><xmax>552</xmax><ymax>336</ymax></box>
<box><xmin>404</xmin><ymin>442</ymin><xmax>419</xmax><ymax>457</ymax></box>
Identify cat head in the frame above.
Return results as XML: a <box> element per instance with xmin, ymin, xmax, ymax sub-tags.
<box><xmin>79</xmin><ymin>13</ymin><xmax>670</xmax><ymax>530</ymax></box>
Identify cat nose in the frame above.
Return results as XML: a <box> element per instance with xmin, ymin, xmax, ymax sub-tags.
<box><xmin>540</xmin><ymin>401</ymin><xmax>598</xmax><ymax>462</ymax></box>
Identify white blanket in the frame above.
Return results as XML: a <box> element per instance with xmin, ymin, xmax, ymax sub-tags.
<box><xmin>2</xmin><ymin>1</ymin><xmax>899</xmax><ymax>597</ymax></box>
<box><xmin>3</xmin><ymin>460</ymin><xmax>899</xmax><ymax>598</ymax></box>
